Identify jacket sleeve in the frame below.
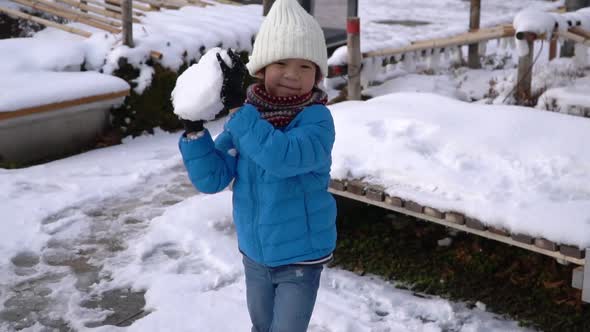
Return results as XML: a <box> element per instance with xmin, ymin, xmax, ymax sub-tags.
<box><xmin>178</xmin><ymin>129</ymin><xmax>237</xmax><ymax>194</ymax></box>
<box><xmin>224</xmin><ymin>104</ymin><xmax>335</xmax><ymax>179</ymax></box>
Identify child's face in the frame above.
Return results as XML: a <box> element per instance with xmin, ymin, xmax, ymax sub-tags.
<box><xmin>259</xmin><ymin>59</ymin><xmax>318</xmax><ymax>97</ymax></box>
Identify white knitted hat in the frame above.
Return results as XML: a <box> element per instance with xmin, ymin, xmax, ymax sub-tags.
<box><xmin>247</xmin><ymin>0</ymin><xmax>328</xmax><ymax>78</ymax></box>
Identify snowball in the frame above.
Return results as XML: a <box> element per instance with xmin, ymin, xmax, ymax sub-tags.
<box><xmin>171</xmin><ymin>47</ymin><xmax>232</xmax><ymax>121</ymax></box>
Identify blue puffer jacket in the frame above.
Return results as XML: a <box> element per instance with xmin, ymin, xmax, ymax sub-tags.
<box><xmin>179</xmin><ymin>103</ymin><xmax>337</xmax><ymax>267</ymax></box>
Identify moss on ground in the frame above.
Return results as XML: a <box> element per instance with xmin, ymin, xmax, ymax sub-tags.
<box><xmin>330</xmin><ymin>196</ymin><xmax>589</xmax><ymax>332</ymax></box>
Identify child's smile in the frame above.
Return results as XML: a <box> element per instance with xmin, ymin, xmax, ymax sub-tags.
<box><xmin>261</xmin><ymin>58</ymin><xmax>318</xmax><ymax>97</ymax></box>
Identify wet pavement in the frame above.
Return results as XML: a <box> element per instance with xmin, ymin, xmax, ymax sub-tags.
<box><xmin>0</xmin><ymin>163</ymin><xmax>197</xmax><ymax>331</ymax></box>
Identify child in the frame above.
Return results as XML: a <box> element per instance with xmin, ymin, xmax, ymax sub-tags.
<box><xmin>178</xmin><ymin>0</ymin><xmax>336</xmax><ymax>330</ymax></box>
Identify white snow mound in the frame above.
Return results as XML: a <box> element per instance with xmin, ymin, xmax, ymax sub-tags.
<box><xmin>171</xmin><ymin>47</ymin><xmax>232</xmax><ymax>121</ymax></box>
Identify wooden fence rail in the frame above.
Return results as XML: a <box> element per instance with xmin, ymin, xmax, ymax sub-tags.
<box><xmin>327</xmin><ymin>24</ymin><xmax>515</xmax><ymax>79</ymax></box>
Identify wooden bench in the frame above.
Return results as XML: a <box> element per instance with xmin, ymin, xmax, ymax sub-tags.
<box><xmin>0</xmin><ymin>88</ymin><xmax>129</xmax><ymax>165</ymax></box>
<box><xmin>328</xmin><ymin>178</ymin><xmax>590</xmax><ymax>303</ymax></box>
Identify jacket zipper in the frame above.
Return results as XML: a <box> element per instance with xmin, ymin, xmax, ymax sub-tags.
<box><xmin>251</xmin><ymin>161</ymin><xmax>263</xmax><ymax>262</ymax></box>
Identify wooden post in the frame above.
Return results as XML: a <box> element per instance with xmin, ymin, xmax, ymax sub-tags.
<box><xmin>468</xmin><ymin>0</ymin><xmax>481</xmax><ymax>68</ymax></box>
<box><xmin>122</xmin><ymin>0</ymin><xmax>134</xmax><ymax>47</ymax></box>
<box><xmin>347</xmin><ymin>17</ymin><xmax>361</xmax><ymax>100</ymax></box>
<box><xmin>515</xmin><ymin>32</ymin><xmax>536</xmax><ymax>105</ymax></box>
<box><xmin>561</xmin><ymin>0</ymin><xmax>588</xmax><ymax>57</ymax></box>
<box><xmin>263</xmin><ymin>0</ymin><xmax>275</xmax><ymax>15</ymax></box>
<box><xmin>549</xmin><ymin>35</ymin><xmax>557</xmax><ymax>61</ymax></box>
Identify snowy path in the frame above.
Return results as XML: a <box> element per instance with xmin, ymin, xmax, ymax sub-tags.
<box><xmin>1</xmin><ymin>151</ymin><xmax>532</xmax><ymax>331</ymax></box>
<box><xmin>1</xmin><ymin>163</ymin><xmax>197</xmax><ymax>331</ymax></box>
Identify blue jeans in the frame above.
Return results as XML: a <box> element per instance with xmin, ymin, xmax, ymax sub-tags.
<box><xmin>242</xmin><ymin>255</ymin><xmax>323</xmax><ymax>332</ymax></box>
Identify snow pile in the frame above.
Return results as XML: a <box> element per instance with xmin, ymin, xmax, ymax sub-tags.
<box><xmin>100</xmin><ymin>4</ymin><xmax>262</xmax><ymax>90</ymax></box>
<box><xmin>542</xmin><ymin>84</ymin><xmax>590</xmax><ymax>109</ymax></box>
<box><xmin>171</xmin><ymin>48</ymin><xmax>229</xmax><ymax>121</ymax></box>
<box><xmin>513</xmin><ymin>10</ymin><xmax>558</xmax><ymax>37</ymax></box>
<box><xmin>512</xmin><ymin>10</ymin><xmax>561</xmax><ymax>57</ymax></box>
<box><xmin>330</xmin><ymin>92</ymin><xmax>590</xmax><ymax>248</ymax></box>
<box><xmin>0</xmin><ymin>37</ymin><xmax>86</xmax><ymax>73</ymax></box>
<box><xmin>538</xmin><ymin>76</ymin><xmax>590</xmax><ymax>113</ymax></box>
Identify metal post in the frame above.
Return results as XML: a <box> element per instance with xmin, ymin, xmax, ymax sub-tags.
<box><xmin>263</xmin><ymin>0</ymin><xmax>275</xmax><ymax>16</ymax></box>
<box><xmin>347</xmin><ymin>0</ymin><xmax>358</xmax><ymax>17</ymax></box>
<box><xmin>298</xmin><ymin>0</ymin><xmax>313</xmax><ymax>14</ymax></box>
<box><xmin>583</xmin><ymin>249</ymin><xmax>590</xmax><ymax>303</ymax></box>
<box><xmin>347</xmin><ymin>17</ymin><xmax>361</xmax><ymax>100</ymax></box>
<box><xmin>515</xmin><ymin>33</ymin><xmax>535</xmax><ymax>104</ymax></box>
<box><xmin>122</xmin><ymin>0</ymin><xmax>133</xmax><ymax>47</ymax></box>
<box><xmin>468</xmin><ymin>0</ymin><xmax>481</xmax><ymax>68</ymax></box>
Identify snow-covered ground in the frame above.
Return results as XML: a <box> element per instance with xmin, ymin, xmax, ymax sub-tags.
<box><xmin>1</xmin><ymin>124</ymin><xmax>534</xmax><ymax>332</ymax></box>
<box><xmin>2</xmin><ymin>0</ymin><xmax>590</xmax><ymax>330</ymax></box>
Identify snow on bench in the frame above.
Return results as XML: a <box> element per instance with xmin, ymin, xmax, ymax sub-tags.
<box><xmin>0</xmin><ymin>71</ymin><xmax>129</xmax><ymax>118</ymax></box>
<box><xmin>328</xmin><ymin>92</ymin><xmax>590</xmax><ymax>260</ymax></box>
<box><xmin>327</xmin><ymin>92</ymin><xmax>590</xmax><ymax>301</ymax></box>
<box><xmin>0</xmin><ymin>71</ymin><xmax>129</xmax><ymax>163</ymax></box>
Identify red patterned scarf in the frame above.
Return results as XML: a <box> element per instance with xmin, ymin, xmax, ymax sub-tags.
<box><xmin>246</xmin><ymin>83</ymin><xmax>328</xmax><ymax>128</ymax></box>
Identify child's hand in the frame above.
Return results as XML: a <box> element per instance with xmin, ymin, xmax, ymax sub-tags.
<box><xmin>216</xmin><ymin>49</ymin><xmax>247</xmax><ymax>111</ymax></box>
<box><xmin>182</xmin><ymin>119</ymin><xmax>204</xmax><ymax>134</ymax></box>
